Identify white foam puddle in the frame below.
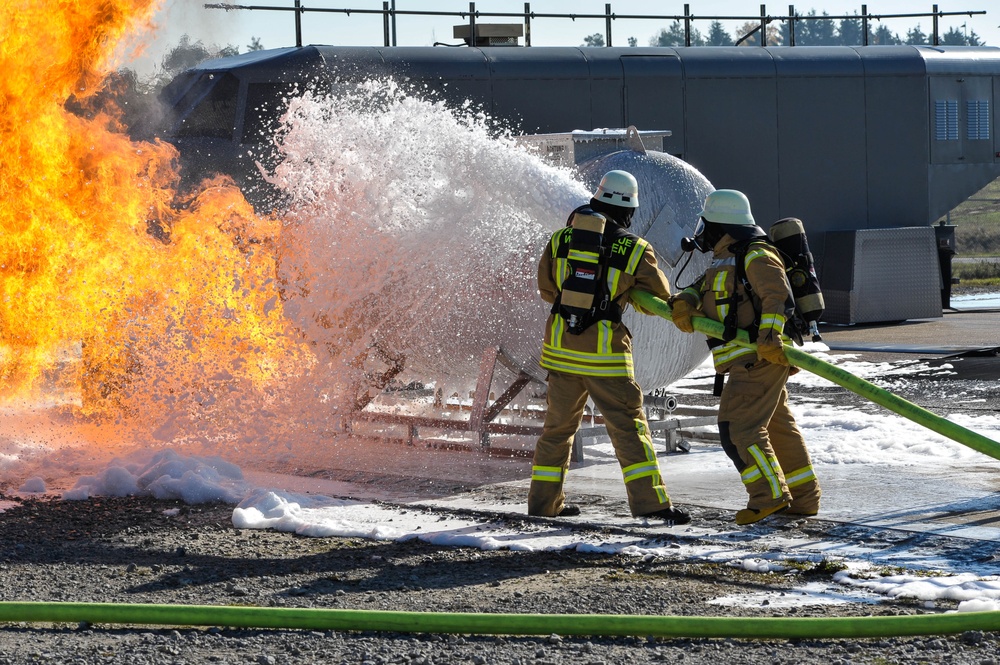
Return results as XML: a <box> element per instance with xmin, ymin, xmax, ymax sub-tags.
<box><xmin>951</xmin><ymin>291</ymin><xmax>1000</xmax><ymax>309</ymax></box>
<box><xmin>708</xmin><ymin>581</ymin><xmax>883</xmax><ymax>608</ymax></box>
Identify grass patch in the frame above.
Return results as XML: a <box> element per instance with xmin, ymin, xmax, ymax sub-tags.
<box><xmin>782</xmin><ymin>558</ymin><xmax>849</xmax><ymax>575</ymax></box>
<box><xmin>956</xmin><ymin>277</ymin><xmax>1000</xmax><ymax>288</ymax></box>
<box><xmin>953</xmin><ymin>260</ymin><xmax>1000</xmax><ymax>282</ymax></box>
<box><xmin>938</xmin><ymin>175</ymin><xmax>1000</xmax><ymax>288</ymax></box>
<box><xmin>940</xmin><ymin>175</ymin><xmax>1000</xmax><ymax>256</ymax></box>
<box><xmin>858</xmin><ymin>565</ymin><xmax>953</xmax><ymax>579</ymax></box>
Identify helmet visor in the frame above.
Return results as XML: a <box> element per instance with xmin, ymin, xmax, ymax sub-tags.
<box><xmin>692</xmin><ymin>218</ymin><xmax>705</xmax><ymax>238</ymax></box>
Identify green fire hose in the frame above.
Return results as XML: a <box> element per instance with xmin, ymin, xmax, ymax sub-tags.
<box><xmin>1</xmin><ymin>601</ymin><xmax>999</xmax><ymax>638</ymax></box>
<box><xmin>631</xmin><ymin>290</ymin><xmax>1000</xmax><ymax>461</ymax></box>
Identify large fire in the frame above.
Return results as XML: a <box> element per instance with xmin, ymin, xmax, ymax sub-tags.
<box><xmin>0</xmin><ymin>1</ymin><xmax>307</xmax><ymax>423</ymax></box>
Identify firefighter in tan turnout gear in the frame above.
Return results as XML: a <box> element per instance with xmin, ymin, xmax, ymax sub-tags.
<box><xmin>528</xmin><ymin>170</ymin><xmax>690</xmax><ymax>525</ymax></box>
<box><xmin>670</xmin><ymin>189</ymin><xmax>821</xmax><ymax>525</ymax></box>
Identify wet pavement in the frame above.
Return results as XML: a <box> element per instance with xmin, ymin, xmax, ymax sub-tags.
<box><xmin>271</xmin><ymin>299</ymin><xmax>1000</xmax><ymax>550</ymax></box>
<box><xmin>664</xmin><ymin>300</ymin><xmax>1000</xmax><ymax>542</ymax></box>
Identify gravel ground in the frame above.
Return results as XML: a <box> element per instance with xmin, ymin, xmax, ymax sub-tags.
<box><xmin>0</xmin><ymin>495</ymin><xmax>998</xmax><ymax>665</ymax></box>
<box><xmin>0</xmin><ymin>296</ymin><xmax>996</xmax><ymax>664</ymax></box>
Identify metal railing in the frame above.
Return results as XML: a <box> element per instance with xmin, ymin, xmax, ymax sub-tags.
<box><xmin>205</xmin><ymin>2</ymin><xmax>986</xmax><ymax>49</ymax></box>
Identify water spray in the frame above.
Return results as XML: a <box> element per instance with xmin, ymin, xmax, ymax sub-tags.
<box><xmin>630</xmin><ymin>291</ymin><xmax>1000</xmax><ymax>461</ymax></box>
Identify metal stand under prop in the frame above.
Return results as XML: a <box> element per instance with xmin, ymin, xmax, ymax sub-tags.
<box><xmin>571</xmin><ymin>398</ymin><xmax>718</xmax><ymax>463</ymax></box>
<box><xmin>350</xmin><ymin>346</ymin><xmax>544</xmax><ymax>452</ymax></box>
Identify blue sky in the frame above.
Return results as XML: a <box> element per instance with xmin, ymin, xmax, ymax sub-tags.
<box><xmin>133</xmin><ymin>0</ymin><xmax>997</xmax><ymax>73</ymax></box>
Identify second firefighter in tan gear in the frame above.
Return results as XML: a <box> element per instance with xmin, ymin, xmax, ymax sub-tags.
<box><xmin>671</xmin><ymin>189</ymin><xmax>820</xmax><ymax>525</ymax></box>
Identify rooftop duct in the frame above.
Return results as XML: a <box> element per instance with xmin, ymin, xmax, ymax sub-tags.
<box><xmin>452</xmin><ymin>23</ymin><xmax>523</xmax><ymax>47</ymax></box>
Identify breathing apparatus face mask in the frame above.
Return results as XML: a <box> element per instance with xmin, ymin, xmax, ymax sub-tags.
<box><xmin>681</xmin><ymin>218</ymin><xmax>714</xmax><ymax>253</ymax></box>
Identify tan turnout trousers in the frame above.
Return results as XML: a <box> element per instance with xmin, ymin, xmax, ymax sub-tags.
<box><xmin>528</xmin><ymin>371</ymin><xmax>673</xmax><ymax>517</ymax></box>
<box><xmin>718</xmin><ymin>360</ymin><xmax>821</xmax><ymax>514</ymax></box>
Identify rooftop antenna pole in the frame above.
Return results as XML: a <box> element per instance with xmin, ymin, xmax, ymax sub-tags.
<box><xmin>605</xmin><ymin>3</ymin><xmax>612</xmax><ymax>47</ymax></box>
<box><xmin>469</xmin><ymin>2</ymin><xmax>476</xmax><ymax>46</ymax></box>
<box><xmin>294</xmin><ymin>0</ymin><xmax>302</xmax><ymax>47</ymax></box>
<box><xmin>383</xmin><ymin>2</ymin><xmax>390</xmax><ymax>46</ymax></box>
<box><xmin>760</xmin><ymin>4</ymin><xmax>767</xmax><ymax>46</ymax></box>
<box><xmin>391</xmin><ymin>0</ymin><xmax>397</xmax><ymax>46</ymax></box>
<box><xmin>684</xmin><ymin>4</ymin><xmax>691</xmax><ymax>47</ymax></box>
<box><xmin>788</xmin><ymin>4</ymin><xmax>796</xmax><ymax>46</ymax></box>
<box><xmin>524</xmin><ymin>2</ymin><xmax>531</xmax><ymax>47</ymax></box>
<box><xmin>932</xmin><ymin>3</ymin><xmax>940</xmax><ymax>45</ymax></box>
<box><xmin>862</xmin><ymin>4</ymin><xmax>868</xmax><ymax>45</ymax></box>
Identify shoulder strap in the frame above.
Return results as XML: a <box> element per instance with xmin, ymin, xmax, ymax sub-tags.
<box><xmin>732</xmin><ymin>237</ymin><xmax>806</xmax><ymax>346</ymax></box>
<box><xmin>604</xmin><ymin>227</ymin><xmax>646</xmax><ymax>274</ymax></box>
<box><xmin>730</xmin><ymin>238</ymin><xmax>773</xmax><ymax>293</ymax></box>
<box><xmin>550</xmin><ymin>217</ymin><xmax>643</xmax><ymax>335</ymax></box>
<box><xmin>721</xmin><ymin>238</ymin><xmax>772</xmax><ymax>343</ymax></box>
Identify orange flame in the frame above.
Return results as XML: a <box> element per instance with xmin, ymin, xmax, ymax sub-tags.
<box><xmin>0</xmin><ymin>1</ymin><xmax>307</xmax><ymax>418</ymax></box>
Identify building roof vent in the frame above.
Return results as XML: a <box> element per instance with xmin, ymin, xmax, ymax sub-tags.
<box><xmin>453</xmin><ymin>23</ymin><xmax>524</xmax><ymax>47</ymax></box>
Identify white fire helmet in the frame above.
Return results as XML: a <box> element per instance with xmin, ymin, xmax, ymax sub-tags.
<box><xmin>593</xmin><ymin>170</ymin><xmax>639</xmax><ymax>209</ymax></box>
<box><xmin>699</xmin><ymin>189</ymin><xmax>755</xmax><ymax>226</ymax></box>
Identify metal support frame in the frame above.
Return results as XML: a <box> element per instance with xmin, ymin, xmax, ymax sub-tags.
<box><xmin>571</xmin><ymin>404</ymin><xmax>718</xmax><ymax>463</ymax></box>
<box><xmin>345</xmin><ymin>343</ymin><xmax>718</xmax><ymax>464</ymax></box>
<box><xmin>350</xmin><ymin>342</ymin><xmax>406</xmax><ymax>412</ymax></box>
<box><xmin>351</xmin><ymin>345</ymin><xmax>543</xmax><ymax>450</ymax></box>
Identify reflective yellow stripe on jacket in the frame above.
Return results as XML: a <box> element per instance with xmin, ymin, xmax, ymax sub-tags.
<box><xmin>706</xmin><ymin>246</ymin><xmax>775</xmax><ymax>369</ymax></box>
<box><xmin>744</xmin><ymin>246</ymin><xmax>788</xmax><ymax>338</ymax></box>
<box><xmin>541</xmin><ymin>234</ymin><xmax>650</xmax><ymax>378</ymax></box>
<box><xmin>540</xmin><ymin>343</ymin><xmax>635</xmax><ymax>377</ymax></box>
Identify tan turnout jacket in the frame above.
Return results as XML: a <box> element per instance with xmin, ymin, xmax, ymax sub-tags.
<box><xmin>537</xmin><ymin>213</ymin><xmax>671</xmax><ymax>378</ymax></box>
<box><xmin>676</xmin><ymin>233</ymin><xmax>795</xmax><ymax>373</ymax></box>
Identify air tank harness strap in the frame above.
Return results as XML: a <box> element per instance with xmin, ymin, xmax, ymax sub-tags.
<box><xmin>705</xmin><ymin>281</ymin><xmax>758</xmax><ymax>398</ymax></box>
<box><xmin>549</xmin><ymin>294</ymin><xmax>622</xmax><ymax>325</ymax></box>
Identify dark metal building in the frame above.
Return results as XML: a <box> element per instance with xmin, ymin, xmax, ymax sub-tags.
<box><xmin>158</xmin><ymin>44</ymin><xmax>1000</xmax><ymax>320</ymax></box>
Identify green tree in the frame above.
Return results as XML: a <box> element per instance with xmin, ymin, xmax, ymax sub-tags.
<box><xmin>791</xmin><ymin>11</ymin><xmax>812</xmax><ymax>43</ymax></box>
<box><xmin>778</xmin><ymin>11</ymin><xmax>816</xmax><ymax>46</ymax></box>
<box><xmin>807</xmin><ymin>10</ymin><xmax>837</xmax><ymax>45</ymax></box>
<box><xmin>837</xmin><ymin>14</ymin><xmax>864</xmax><ymax>45</ymax></box>
<box><xmin>706</xmin><ymin>20</ymin><xmax>733</xmax><ymax>46</ymax></box>
<box><xmin>872</xmin><ymin>24</ymin><xmax>901</xmax><ymax>45</ymax></box>
<box><xmin>779</xmin><ymin>13</ymin><xmax>797</xmax><ymax>45</ymax></box>
<box><xmin>734</xmin><ymin>21</ymin><xmax>780</xmax><ymax>46</ymax></box>
<box><xmin>905</xmin><ymin>24</ymin><xmax>929</xmax><ymax>45</ymax></box>
<box><xmin>941</xmin><ymin>27</ymin><xmax>967</xmax><ymax>45</ymax></box>
<box><xmin>628</xmin><ymin>36</ymin><xmax>638</xmax><ymax>47</ymax></box>
<box><xmin>247</xmin><ymin>36</ymin><xmax>266</xmax><ymax>52</ymax></box>
<box><xmin>940</xmin><ymin>26</ymin><xmax>983</xmax><ymax>46</ymax></box>
<box><xmin>650</xmin><ymin>20</ymin><xmax>703</xmax><ymax>47</ymax></box>
<box><xmin>583</xmin><ymin>33</ymin><xmax>605</xmax><ymax>47</ymax></box>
